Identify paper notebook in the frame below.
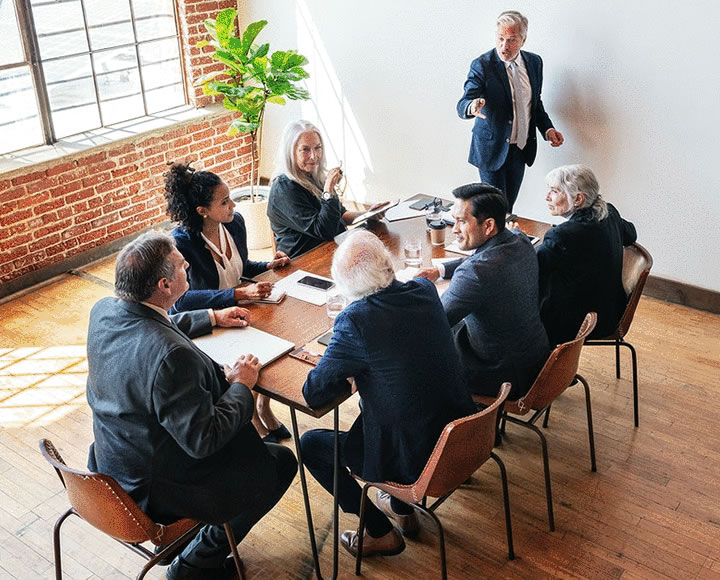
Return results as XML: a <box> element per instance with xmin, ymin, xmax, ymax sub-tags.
<box><xmin>193</xmin><ymin>326</ymin><xmax>295</xmax><ymax>368</ymax></box>
<box><xmin>288</xmin><ymin>331</ymin><xmax>331</xmax><ymax>366</ymax></box>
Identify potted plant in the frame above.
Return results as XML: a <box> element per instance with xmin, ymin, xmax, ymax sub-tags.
<box><xmin>197</xmin><ymin>8</ymin><xmax>310</xmax><ymax>248</ymax></box>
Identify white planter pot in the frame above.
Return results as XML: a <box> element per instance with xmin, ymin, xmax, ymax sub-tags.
<box><xmin>231</xmin><ymin>185</ymin><xmax>274</xmax><ymax>250</ymax></box>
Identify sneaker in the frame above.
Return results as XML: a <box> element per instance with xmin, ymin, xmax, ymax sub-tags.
<box><xmin>340</xmin><ymin>528</ymin><xmax>405</xmax><ymax>558</ymax></box>
<box><xmin>376</xmin><ymin>491</ymin><xmax>420</xmax><ymax>537</ymax></box>
<box><xmin>165</xmin><ymin>556</ymin><xmax>241</xmax><ymax>580</ymax></box>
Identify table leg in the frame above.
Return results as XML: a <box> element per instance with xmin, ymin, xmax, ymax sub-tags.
<box><xmin>332</xmin><ymin>407</ymin><xmax>339</xmax><ymax>579</ymax></box>
<box><xmin>290</xmin><ymin>408</ymin><xmax>324</xmax><ymax>579</ymax></box>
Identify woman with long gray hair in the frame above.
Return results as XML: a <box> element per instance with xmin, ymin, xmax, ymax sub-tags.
<box><xmin>536</xmin><ymin>164</ymin><xmax>637</xmax><ymax>345</ymax></box>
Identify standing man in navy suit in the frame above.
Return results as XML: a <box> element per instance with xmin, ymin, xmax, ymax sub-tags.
<box><xmin>457</xmin><ymin>10</ymin><xmax>564</xmax><ymax>212</ymax></box>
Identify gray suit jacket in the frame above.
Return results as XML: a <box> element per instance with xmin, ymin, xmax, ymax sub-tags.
<box><xmin>86</xmin><ymin>298</ymin><xmax>273</xmax><ymax>525</ymax></box>
<box><xmin>441</xmin><ymin>229</ymin><xmax>550</xmax><ymax>397</ymax></box>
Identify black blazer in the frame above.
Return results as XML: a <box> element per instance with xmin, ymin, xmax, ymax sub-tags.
<box><xmin>86</xmin><ymin>298</ymin><xmax>273</xmax><ymax>525</ymax></box>
<box><xmin>536</xmin><ymin>204</ymin><xmax>637</xmax><ymax>346</ymax></box>
<box><xmin>456</xmin><ymin>49</ymin><xmax>554</xmax><ymax>172</ymax></box>
<box><xmin>171</xmin><ymin>213</ymin><xmax>268</xmax><ymax>312</ymax></box>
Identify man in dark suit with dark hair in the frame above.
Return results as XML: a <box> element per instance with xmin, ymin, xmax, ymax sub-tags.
<box><xmin>86</xmin><ymin>231</ymin><xmax>297</xmax><ymax>580</ymax></box>
<box><xmin>457</xmin><ymin>10</ymin><xmax>564</xmax><ymax>211</ymax></box>
<box><xmin>419</xmin><ymin>184</ymin><xmax>549</xmax><ymax>398</ymax></box>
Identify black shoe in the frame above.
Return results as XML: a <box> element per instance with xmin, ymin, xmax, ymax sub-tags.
<box><xmin>165</xmin><ymin>556</ymin><xmax>241</xmax><ymax>580</ymax></box>
<box><xmin>262</xmin><ymin>424</ymin><xmax>292</xmax><ymax>443</ymax></box>
<box><xmin>154</xmin><ymin>535</ymin><xmax>194</xmax><ymax>566</ymax></box>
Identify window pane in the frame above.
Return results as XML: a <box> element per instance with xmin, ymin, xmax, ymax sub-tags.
<box><xmin>144</xmin><ymin>84</ymin><xmax>184</xmax><ymax>114</ymax></box>
<box><xmin>88</xmin><ymin>22</ymin><xmax>134</xmax><ymax>51</ymax></box>
<box><xmin>84</xmin><ymin>0</ymin><xmax>130</xmax><ymax>27</ymax></box>
<box><xmin>94</xmin><ymin>48</ymin><xmax>140</xmax><ymax>100</ymax></box>
<box><xmin>43</xmin><ymin>54</ymin><xmax>92</xmax><ymax>85</ymax></box>
<box><xmin>32</xmin><ymin>0</ymin><xmax>89</xmax><ymax>59</ymax></box>
<box><xmin>0</xmin><ymin>67</ymin><xmax>44</xmax><ymax>154</ymax></box>
<box><xmin>141</xmin><ymin>58</ymin><xmax>181</xmax><ymax>91</ymax></box>
<box><xmin>0</xmin><ymin>0</ymin><xmax>24</xmax><ymax>65</ymax></box>
<box><xmin>132</xmin><ymin>0</ymin><xmax>174</xmax><ymax>19</ymax></box>
<box><xmin>135</xmin><ymin>15</ymin><xmax>176</xmax><ymax>42</ymax></box>
<box><xmin>53</xmin><ymin>103</ymin><xmax>101</xmax><ymax>138</ymax></box>
<box><xmin>99</xmin><ymin>94</ymin><xmax>144</xmax><ymax>125</ymax></box>
<box><xmin>37</xmin><ymin>29</ymin><xmax>89</xmax><ymax>60</ymax></box>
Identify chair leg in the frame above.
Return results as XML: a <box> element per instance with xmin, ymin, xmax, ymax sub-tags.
<box><xmin>542</xmin><ymin>404</ymin><xmax>551</xmax><ymax>429</ymax></box>
<box><xmin>619</xmin><ymin>340</ymin><xmax>640</xmax><ymax>427</ymax></box>
<box><xmin>224</xmin><ymin>523</ymin><xmax>246</xmax><ymax>580</ymax></box>
<box><xmin>414</xmin><ymin>503</ymin><xmax>448</xmax><ymax>580</ymax></box>
<box><xmin>355</xmin><ymin>482</ymin><xmax>373</xmax><ymax>576</ymax></box>
<box><xmin>505</xmin><ymin>416</ymin><xmax>554</xmax><ymax>531</ymax></box>
<box><xmin>615</xmin><ymin>338</ymin><xmax>621</xmax><ymax>379</ymax></box>
<box><xmin>53</xmin><ymin>507</ymin><xmax>75</xmax><ymax>580</ymax></box>
<box><xmin>576</xmin><ymin>374</ymin><xmax>597</xmax><ymax>472</ymax></box>
<box><xmin>489</xmin><ymin>453</ymin><xmax>514</xmax><ymax>560</ymax></box>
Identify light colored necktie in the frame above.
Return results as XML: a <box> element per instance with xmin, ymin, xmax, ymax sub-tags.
<box><xmin>508</xmin><ymin>61</ymin><xmax>528</xmax><ymax>150</ymax></box>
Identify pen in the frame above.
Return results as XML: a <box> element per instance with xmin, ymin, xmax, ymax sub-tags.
<box><xmin>239</xmin><ymin>276</ymin><xmax>257</xmax><ymax>284</ymax></box>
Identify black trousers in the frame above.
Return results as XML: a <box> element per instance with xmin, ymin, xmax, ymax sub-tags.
<box><xmin>179</xmin><ymin>442</ymin><xmax>297</xmax><ymax>569</ymax></box>
<box><xmin>480</xmin><ymin>144</ymin><xmax>527</xmax><ymax>212</ymax></box>
<box><xmin>300</xmin><ymin>429</ymin><xmax>414</xmax><ymax>538</ymax></box>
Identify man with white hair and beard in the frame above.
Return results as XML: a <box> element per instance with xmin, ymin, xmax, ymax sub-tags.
<box><xmin>300</xmin><ymin>230</ymin><xmax>475</xmax><ymax>558</ymax></box>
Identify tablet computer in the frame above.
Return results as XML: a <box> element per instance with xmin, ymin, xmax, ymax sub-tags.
<box><xmin>351</xmin><ymin>199</ymin><xmax>399</xmax><ymax>225</ymax></box>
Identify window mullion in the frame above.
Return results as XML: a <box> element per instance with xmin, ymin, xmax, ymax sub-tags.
<box><xmin>128</xmin><ymin>0</ymin><xmax>149</xmax><ymax>116</ymax></box>
<box><xmin>78</xmin><ymin>0</ymin><xmax>104</xmax><ymax>126</ymax></box>
<box><xmin>16</xmin><ymin>0</ymin><xmax>55</xmax><ymax>144</ymax></box>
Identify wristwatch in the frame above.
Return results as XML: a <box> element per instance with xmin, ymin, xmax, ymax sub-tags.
<box><xmin>322</xmin><ymin>191</ymin><xmax>334</xmax><ymax>200</ymax></box>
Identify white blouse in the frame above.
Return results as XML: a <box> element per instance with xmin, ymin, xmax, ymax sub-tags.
<box><xmin>201</xmin><ymin>225</ymin><xmax>244</xmax><ymax>290</ymax></box>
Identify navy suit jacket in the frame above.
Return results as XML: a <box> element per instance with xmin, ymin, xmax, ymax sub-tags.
<box><xmin>457</xmin><ymin>49</ymin><xmax>554</xmax><ymax>172</ymax></box>
<box><xmin>86</xmin><ymin>298</ymin><xmax>273</xmax><ymax>525</ymax></box>
<box><xmin>171</xmin><ymin>213</ymin><xmax>268</xmax><ymax>313</ymax></box>
<box><xmin>441</xmin><ymin>229</ymin><xmax>550</xmax><ymax>398</ymax></box>
<box><xmin>302</xmin><ymin>278</ymin><xmax>475</xmax><ymax>484</ymax></box>
<box><xmin>536</xmin><ymin>204</ymin><xmax>637</xmax><ymax>346</ymax></box>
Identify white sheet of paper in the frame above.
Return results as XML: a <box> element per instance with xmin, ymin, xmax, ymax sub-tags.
<box><xmin>193</xmin><ymin>326</ymin><xmax>295</xmax><ymax>368</ymax></box>
<box><xmin>444</xmin><ymin>241</ymin><xmax>474</xmax><ymax>256</ymax></box>
<box><xmin>273</xmin><ymin>270</ymin><xmax>333</xmax><ymax>306</ymax></box>
<box><xmin>395</xmin><ymin>266</ymin><xmax>450</xmax><ymax>297</ymax></box>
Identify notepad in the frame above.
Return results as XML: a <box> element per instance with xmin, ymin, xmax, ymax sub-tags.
<box><xmin>193</xmin><ymin>326</ymin><xmax>295</xmax><ymax>368</ymax></box>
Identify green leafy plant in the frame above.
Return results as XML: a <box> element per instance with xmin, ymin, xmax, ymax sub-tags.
<box><xmin>197</xmin><ymin>9</ymin><xmax>310</xmax><ymax>201</ymax></box>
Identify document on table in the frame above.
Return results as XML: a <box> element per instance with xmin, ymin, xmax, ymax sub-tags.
<box><xmin>193</xmin><ymin>326</ymin><xmax>295</xmax><ymax>368</ymax></box>
<box><xmin>395</xmin><ymin>266</ymin><xmax>450</xmax><ymax>297</ymax></box>
<box><xmin>444</xmin><ymin>240</ymin><xmax>474</xmax><ymax>256</ymax></box>
<box><xmin>385</xmin><ymin>193</ymin><xmax>448</xmax><ymax>222</ymax></box>
<box><xmin>273</xmin><ymin>270</ymin><xmax>333</xmax><ymax>306</ymax></box>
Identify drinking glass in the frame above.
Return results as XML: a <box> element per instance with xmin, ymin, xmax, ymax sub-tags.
<box><xmin>326</xmin><ymin>287</ymin><xmax>347</xmax><ymax>319</ymax></box>
<box><xmin>403</xmin><ymin>239</ymin><xmax>423</xmax><ymax>267</ymax></box>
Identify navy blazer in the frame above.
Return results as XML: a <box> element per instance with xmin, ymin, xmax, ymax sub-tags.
<box><xmin>303</xmin><ymin>278</ymin><xmax>475</xmax><ymax>484</ymax></box>
<box><xmin>171</xmin><ymin>213</ymin><xmax>268</xmax><ymax>313</ymax></box>
<box><xmin>441</xmin><ymin>229</ymin><xmax>550</xmax><ymax>398</ymax></box>
<box><xmin>457</xmin><ymin>49</ymin><xmax>554</xmax><ymax>172</ymax></box>
<box><xmin>86</xmin><ymin>298</ymin><xmax>273</xmax><ymax>525</ymax></box>
<box><xmin>536</xmin><ymin>204</ymin><xmax>637</xmax><ymax>346</ymax></box>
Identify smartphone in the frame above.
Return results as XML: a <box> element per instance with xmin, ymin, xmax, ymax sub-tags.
<box><xmin>297</xmin><ymin>275</ymin><xmax>334</xmax><ymax>291</ymax></box>
<box><xmin>409</xmin><ymin>199</ymin><xmax>430</xmax><ymax>211</ymax></box>
<box><xmin>505</xmin><ymin>213</ymin><xmax>517</xmax><ymax>223</ymax></box>
<box><xmin>317</xmin><ymin>330</ymin><xmax>333</xmax><ymax>346</ymax></box>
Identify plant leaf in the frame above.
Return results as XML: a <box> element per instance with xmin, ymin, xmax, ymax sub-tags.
<box><xmin>215</xmin><ymin>8</ymin><xmax>237</xmax><ymax>47</ymax></box>
<box><xmin>241</xmin><ymin>20</ymin><xmax>267</xmax><ymax>56</ymax></box>
<box><xmin>267</xmin><ymin>95</ymin><xmax>286</xmax><ymax>105</ymax></box>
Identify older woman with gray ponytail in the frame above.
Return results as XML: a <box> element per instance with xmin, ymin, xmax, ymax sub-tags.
<box><xmin>536</xmin><ymin>164</ymin><xmax>637</xmax><ymax>345</ymax></box>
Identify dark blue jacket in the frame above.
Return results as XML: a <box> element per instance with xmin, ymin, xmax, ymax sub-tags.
<box><xmin>536</xmin><ymin>204</ymin><xmax>637</xmax><ymax>346</ymax></box>
<box><xmin>457</xmin><ymin>49</ymin><xmax>554</xmax><ymax>171</ymax></box>
<box><xmin>303</xmin><ymin>278</ymin><xmax>475</xmax><ymax>484</ymax></box>
<box><xmin>171</xmin><ymin>213</ymin><xmax>268</xmax><ymax>313</ymax></box>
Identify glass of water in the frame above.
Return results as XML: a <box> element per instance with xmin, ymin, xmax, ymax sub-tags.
<box><xmin>326</xmin><ymin>287</ymin><xmax>347</xmax><ymax>319</ymax></box>
<box><xmin>403</xmin><ymin>239</ymin><xmax>423</xmax><ymax>267</ymax></box>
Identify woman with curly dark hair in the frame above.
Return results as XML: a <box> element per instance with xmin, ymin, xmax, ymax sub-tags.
<box><xmin>164</xmin><ymin>161</ymin><xmax>292</xmax><ymax>442</ymax></box>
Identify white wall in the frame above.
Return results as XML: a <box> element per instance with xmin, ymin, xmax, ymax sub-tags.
<box><xmin>238</xmin><ymin>0</ymin><xmax>720</xmax><ymax>292</ymax></box>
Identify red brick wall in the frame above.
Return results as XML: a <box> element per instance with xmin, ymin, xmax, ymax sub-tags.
<box><xmin>0</xmin><ymin>0</ymin><xmax>254</xmax><ymax>291</ymax></box>
<box><xmin>178</xmin><ymin>0</ymin><xmax>239</xmax><ymax>107</ymax></box>
<box><xmin>0</xmin><ymin>115</ymin><xmax>253</xmax><ymax>286</ymax></box>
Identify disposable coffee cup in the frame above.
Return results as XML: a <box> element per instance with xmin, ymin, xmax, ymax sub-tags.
<box><xmin>429</xmin><ymin>220</ymin><xmax>446</xmax><ymax>246</ymax></box>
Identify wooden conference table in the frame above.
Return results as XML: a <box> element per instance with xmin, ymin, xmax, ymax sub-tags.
<box><xmin>238</xmin><ymin>214</ymin><xmax>550</xmax><ymax>579</ymax></box>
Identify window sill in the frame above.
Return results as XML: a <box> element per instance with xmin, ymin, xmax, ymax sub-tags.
<box><xmin>0</xmin><ymin>104</ymin><xmax>224</xmax><ymax>175</ymax></box>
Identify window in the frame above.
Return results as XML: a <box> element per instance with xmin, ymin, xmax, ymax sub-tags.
<box><xmin>0</xmin><ymin>0</ymin><xmax>186</xmax><ymax>156</ymax></box>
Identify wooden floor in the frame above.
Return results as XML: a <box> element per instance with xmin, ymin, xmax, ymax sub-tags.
<box><xmin>1</xmin><ymin>252</ymin><xmax>720</xmax><ymax>579</ymax></box>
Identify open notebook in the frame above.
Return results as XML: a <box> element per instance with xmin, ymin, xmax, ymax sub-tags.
<box><xmin>193</xmin><ymin>326</ymin><xmax>295</xmax><ymax>367</ymax></box>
